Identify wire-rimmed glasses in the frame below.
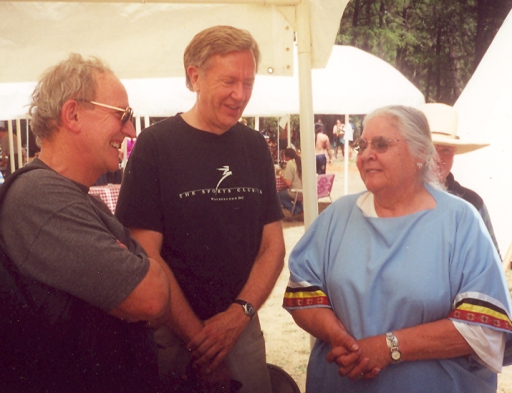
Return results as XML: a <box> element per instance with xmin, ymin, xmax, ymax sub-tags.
<box><xmin>354</xmin><ymin>136</ymin><xmax>403</xmax><ymax>155</ymax></box>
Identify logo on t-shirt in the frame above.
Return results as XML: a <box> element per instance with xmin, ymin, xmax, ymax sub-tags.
<box><xmin>178</xmin><ymin>164</ymin><xmax>263</xmax><ymax>202</ymax></box>
<box><xmin>216</xmin><ymin>166</ymin><xmax>233</xmax><ymax>191</ymax></box>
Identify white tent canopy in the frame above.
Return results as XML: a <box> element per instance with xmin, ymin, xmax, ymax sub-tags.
<box><xmin>453</xmin><ymin>8</ymin><xmax>512</xmax><ymax>255</ymax></box>
<box><xmin>2</xmin><ymin>0</ymin><xmax>352</xmax><ymax>226</ymax></box>
<box><xmin>0</xmin><ymin>0</ymin><xmax>424</xmax><ymax>226</ymax></box>
<box><xmin>0</xmin><ymin>1</ymin><xmax>342</xmax><ymax>82</ymax></box>
<box><xmin>247</xmin><ymin>45</ymin><xmax>425</xmax><ymax>116</ymax></box>
<box><xmin>0</xmin><ymin>46</ymin><xmax>424</xmax><ymax>119</ymax></box>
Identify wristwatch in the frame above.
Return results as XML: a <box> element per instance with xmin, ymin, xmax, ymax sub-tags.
<box><xmin>385</xmin><ymin>332</ymin><xmax>402</xmax><ymax>364</ymax></box>
<box><xmin>234</xmin><ymin>299</ymin><xmax>255</xmax><ymax>320</ymax></box>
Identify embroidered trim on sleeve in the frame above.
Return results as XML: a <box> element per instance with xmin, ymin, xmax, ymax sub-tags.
<box><xmin>283</xmin><ymin>284</ymin><xmax>331</xmax><ymax>309</ymax></box>
<box><xmin>449</xmin><ymin>293</ymin><xmax>512</xmax><ymax>333</ymax></box>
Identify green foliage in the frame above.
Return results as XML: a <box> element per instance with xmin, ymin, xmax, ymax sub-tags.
<box><xmin>336</xmin><ymin>0</ymin><xmax>509</xmax><ymax>104</ymax></box>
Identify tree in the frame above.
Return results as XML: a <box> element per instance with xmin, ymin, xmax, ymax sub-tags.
<box><xmin>336</xmin><ymin>0</ymin><xmax>511</xmax><ymax>104</ymax></box>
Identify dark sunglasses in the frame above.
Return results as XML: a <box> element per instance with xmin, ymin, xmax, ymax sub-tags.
<box><xmin>86</xmin><ymin>101</ymin><xmax>134</xmax><ymax>124</ymax></box>
<box><xmin>354</xmin><ymin>136</ymin><xmax>403</xmax><ymax>155</ymax></box>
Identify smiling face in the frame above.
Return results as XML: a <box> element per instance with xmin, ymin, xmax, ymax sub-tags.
<box><xmin>80</xmin><ymin>72</ymin><xmax>135</xmax><ymax>175</ymax></box>
<box><xmin>188</xmin><ymin>50</ymin><xmax>256</xmax><ymax>134</ymax></box>
<box><xmin>356</xmin><ymin>115</ymin><xmax>420</xmax><ymax>196</ymax></box>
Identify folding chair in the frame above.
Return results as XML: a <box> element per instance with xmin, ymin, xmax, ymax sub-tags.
<box><xmin>290</xmin><ymin>173</ymin><xmax>335</xmax><ymax>215</ymax></box>
<box><xmin>316</xmin><ymin>173</ymin><xmax>335</xmax><ymax>202</ymax></box>
<box><xmin>290</xmin><ymin>189</ymin><xmax>303</xmax><ymax>216</ymax></box>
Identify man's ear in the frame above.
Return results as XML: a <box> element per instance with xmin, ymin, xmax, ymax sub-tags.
<box><xmin>187</xmin><ymin>65</ymin><xmax>201</xmax><ymax>92</ymax></box>
<box><xmin>61</xmin><ymin>100</ymin><xmax>82</xmax><ymax>133</ymax></box>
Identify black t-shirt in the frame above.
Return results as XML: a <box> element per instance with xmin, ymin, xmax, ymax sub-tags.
<box><xmin>116</xmin><ymin>115</ymin><xmax>282</xmax><ymax>319</ymax></box>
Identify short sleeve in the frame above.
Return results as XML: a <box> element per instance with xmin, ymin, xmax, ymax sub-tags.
<box><xmin>283</xmin><ymin>211</ymin><xmax>334</xmax><ymax>311</ymax></box>
<box><xmin>447</xmin><ymin>204</ymin><xmax>512</xmax><ymax>336</ymax></box>
<box><xmin>115</xmin><ymin>129</ymin><xmax>164</xmax><ymax>233</ymax></box>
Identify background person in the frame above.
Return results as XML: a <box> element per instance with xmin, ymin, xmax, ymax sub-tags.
<box><xmin>279</xmin><ymin>147</ymin><xmax>303</xmax><ymax>218</ymax></box>
<box><xmin>332</xmin><ymin>118</ymin><xmax>345</xmax><ymax>159</ymax></box>
<box><xmin>0</xmin><ymin>121</ymin><xmax>20</xmax><ymax>177</ymax></box>
<box><xmin>420</xmin><ymin>103</ymin><xmax>500</xmax><ymax>255</ymax></box>
<box><xmin>0</xmin><ymin>54</ymin><xmax>171</xmax><ymax>392</ymax></box>
<box><xmin>314</xmin><ymin>122</ymin><xmax>332</xmax><ymax>174</ymax></box>
<box><xmin>116</xmin><ymin>25</ymin><xmax>285</xmax><ymax>392</ymax></box>
<box><xmin>283</xmin><ymin>105</ymin><xmax>510</xmax><ymax>393</ymax></box>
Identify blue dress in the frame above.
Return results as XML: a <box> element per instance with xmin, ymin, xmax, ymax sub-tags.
<box><xmin>284</xmin><ymin>186</ymin><xmax>512</xmax><ymax>393</ymax></box>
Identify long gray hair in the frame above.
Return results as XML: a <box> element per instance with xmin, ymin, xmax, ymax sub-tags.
<box><xmin>363</xmin><ymin>105</ymin><xmax>443</xmax><ymax>189</ymax></box>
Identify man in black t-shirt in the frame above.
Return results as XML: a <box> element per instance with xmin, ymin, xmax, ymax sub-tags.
<box><xmin>116</xmin><ymin>26</ymin><xmax>285</xmax><ymax>393</ymax></box>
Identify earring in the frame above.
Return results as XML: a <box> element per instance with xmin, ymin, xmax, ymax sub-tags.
<box><xmin>417</xmin><ymin>162</ymin><xmax>423</xmax><ymax>169</ymax></box>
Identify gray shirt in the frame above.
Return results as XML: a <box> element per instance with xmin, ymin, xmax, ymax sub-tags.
<box><xmin>0</xmin><ymin>160</ymin><xmax>149</xmax><ymax>311</ymax></box>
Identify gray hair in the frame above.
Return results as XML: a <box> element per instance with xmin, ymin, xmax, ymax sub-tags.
<box><xmin>28</xmin><ymin>53</ymin><xmax>113</xmax><ymax>145</ymax></box>
<box><xmin>183</xmin><ymin>25</ymin><xmax>260</xmax><ymax>92</ymax></box>
<box><xmin>363</xmin><ymin>105</ymin><xmax>442</xmax><ymax>189</ymax></box>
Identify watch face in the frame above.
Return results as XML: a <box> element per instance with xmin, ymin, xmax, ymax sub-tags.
<box><xmin>391</xmin><ymin>350</ymin><xmax>401</xmax><ymax>361</ymax></box>
<box><xmin>245</xmin><ymin>303</ymin><xmax>255</xmax><ymax>317</ymax></box>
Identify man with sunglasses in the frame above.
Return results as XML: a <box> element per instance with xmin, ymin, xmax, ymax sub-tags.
<box><xmin>116</xmin><ymin>26</ymin><xmax>285</xmax><ymax>392</ymax></box>
<box><xmin>0</xmin><ymin>54</ymin><xmax>173</xmax><ymax>392</ymax></box>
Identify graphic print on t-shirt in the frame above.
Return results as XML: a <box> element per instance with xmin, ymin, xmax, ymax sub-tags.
<box><xmin>216</xmin><ymin>166</ymin><xmax>233</xmax><ymax>190</ymax></box>
<box><xmin>178</xmin><ymin>164</ymin><xmax>263</xmax><ymax>202</ymax></box>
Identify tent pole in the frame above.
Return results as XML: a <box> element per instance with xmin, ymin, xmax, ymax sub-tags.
<box><xmin>343</xmin><ymin>114</ymin><xmax>350</xmax><ymax>195</ymax></box>
<box><xmin>296</xmin><ymin>0</ymin><xmax>317</xmax><ymax>229</ymax></box>
<box><xmin>16</xmin><ymin>119</ymin><xmax>23</xmax><ymax>169</ymax></box>
<box><xmin>287</xmin><ymin>117</ymin><xmax>291</xmax><ymax>147</ymax></box>
<box><xmin>7</xmin><ymin>120</ymin><xmax>15</xmax><ymax>174</ymax></box>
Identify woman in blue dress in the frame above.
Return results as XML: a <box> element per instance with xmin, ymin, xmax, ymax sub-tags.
<box><xmin>283</xmin><ymin>105</ymin><xmax>511</xmax><ymax>393</ymax></box>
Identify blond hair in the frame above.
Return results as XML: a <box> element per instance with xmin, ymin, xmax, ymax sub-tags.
<box><xmin>183</xmin><ymin>25</ymin><xmax>260</xmax><ymax>91</ymax></box>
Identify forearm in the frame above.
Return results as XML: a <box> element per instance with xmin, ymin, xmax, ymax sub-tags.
<box><xmin>330</xmin><ymin>318</ymin><xmax>475</xmax><ymax>379</ymax></box>
<box><xmin>129</xmin><ymin>228</ymin><xmax>203</xmax><ymax>342</ymax></box>
<box><xmin>109</xmin><ymin>257</ymin><xmax>170</xmax><ymax>322</ymax></box>
<box><xmin>395</xmin><ymin>319</ymin><xmax>473</xmax><ymax>361</ymax></box>
<box><xmin>358</xmin><ymin>319</ymin><xmax>473</xmax><ymax>370</ymax></box>
<box><xmin>153</xmin><ymin>254</ymin><xmax>204</xmax><ymax>341</ymax></box>
<box><xmin>236</xmin><ymin>221</ymin><xmax>285</xmax><ymax>310</ymax></box>
<box><xmin>290</xmin><ymin>307</ymin><xmax>357</xmax><ymax>349</ymax></box>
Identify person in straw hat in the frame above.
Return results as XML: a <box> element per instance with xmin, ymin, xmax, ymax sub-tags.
<box><xmin>420</xmin><ymin>103</ymin><xmax>499</xmax><ymax>255</ymax></box>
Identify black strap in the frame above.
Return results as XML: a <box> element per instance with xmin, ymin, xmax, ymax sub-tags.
<box><xmin>0</xmin><ymin>162</ymin><xmax>45</xmax><ymax>200</ymax></box>
<box><xmin>0</xmin><ymin>163</ymin><xmax>46</xmax><ymax>302</ymax></box>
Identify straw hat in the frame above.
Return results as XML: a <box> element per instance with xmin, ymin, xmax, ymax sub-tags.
<box><xmin>419</xmin><ymin>103</ymin><xmax>489</xmax><ymax>155</ymax></box>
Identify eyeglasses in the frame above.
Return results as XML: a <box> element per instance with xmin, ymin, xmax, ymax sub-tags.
<box><xmin>85</xmin><ymin>101</ymin><xmax>134</xmax><ymax>124</ymax></box>
<box><xmin>354</xmin><ymin>136</ymin><xmax>403</xmax><ymax>155</ymax></box>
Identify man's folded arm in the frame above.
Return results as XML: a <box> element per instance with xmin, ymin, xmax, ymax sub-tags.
<box><xmin>109</xmin><ymin>257</ymin><xmax>170</xmax><ymax>322</ymax></box>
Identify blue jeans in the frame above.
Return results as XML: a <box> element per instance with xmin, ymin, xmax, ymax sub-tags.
<box><xmin>316</xmin><ymin>154</ymin><xmax>326</xmax><ymax>174</ymax></box>
<box><xmin>279</xmin><ymin>189</ymin><xmax>303</xmax><ymax>214</ymax></box>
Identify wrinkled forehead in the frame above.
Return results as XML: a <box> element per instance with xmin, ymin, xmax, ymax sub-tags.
<box><xmin>362</xmin><ymin>115</ymin><xmax>400</xmax><ymax>138</ymax></box>
<box><xmin>94</xmin><ymin>72</ymin><xmax>128</xmax><ymax>102</ymax></box>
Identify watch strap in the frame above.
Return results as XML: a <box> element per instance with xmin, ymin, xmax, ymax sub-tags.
<box><xmin>385</xmin><ymin>332</ymin><xmax>402</xmax><ymax>364</ymax></box>
<box><xmin>234</xmin><ymin>299</ymin><xmax>255</xmax><ymax>319</ymax></box>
